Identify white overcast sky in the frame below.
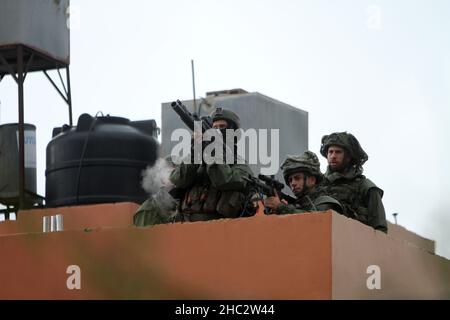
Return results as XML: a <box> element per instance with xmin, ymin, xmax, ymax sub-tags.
<box><xmin>0</xmin><ymin>0</ymin><xmax>449</xmax><ymax>258</ymax></box>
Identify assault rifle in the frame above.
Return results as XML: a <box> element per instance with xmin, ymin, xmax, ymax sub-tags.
<box><xmin>243</xmin><ymin>174</ymin><xmax>296</xmax><ymax>204</ymax></box>
<box><xmin>171</xmin><ymin>100</ymin><xmax>213</xmax><ymax>133</ymax></box>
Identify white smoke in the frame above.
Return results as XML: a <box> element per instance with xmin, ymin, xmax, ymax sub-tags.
<box><xmin>141</xmin><ymin>158</ymin><xmax>175</xmax><ymax>195</ymax></box>
<box><xmin>140</xmin><ymin>158</ymin><xmax>178</xmax><ymax>217</ymax></box>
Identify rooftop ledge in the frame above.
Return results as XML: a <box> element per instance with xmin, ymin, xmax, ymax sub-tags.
<box><xmin>0</xmin><ymin>203</ymin><xmax>449</xmax><ymax>299</ymax></box>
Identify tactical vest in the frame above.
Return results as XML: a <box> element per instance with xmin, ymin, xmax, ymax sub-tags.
<box><xmin>293</xmin><ymin>194</ymin><xmax>317</xmax><ymax>212</ymax></box>
<box><xmin>293</xmin><ymin>189</ymin><xmax>343</xmax><ymax>213</ymax></box>
<box><xmin>318</xmin><ymin>175</ymin><xmax>375</xmax><ymax>224</ymax></box>
<box><xmin>180</xmin><ymin>166</ymin><xmax>247</xmax><ymax>218</ymax></box>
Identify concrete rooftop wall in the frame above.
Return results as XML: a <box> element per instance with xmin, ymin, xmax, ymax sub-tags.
<box><xmin>0</xmin><ymin>204</ymin><xmax>448</xmax><ymax>299</ymax></box>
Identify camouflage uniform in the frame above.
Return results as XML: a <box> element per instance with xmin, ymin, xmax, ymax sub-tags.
<box><xmin>274</xmin><ymin>151</ymin><xmax>343</xmax><ymax>215</ymax></box>
<box><xmin>170</xmin><ymin>107</ymin><xmax>254</xmax><ymax>222</ymax></box>
<box><xmin>319</xmin><ymin>132</ymin><xmax>388</xmax><ymax>233</ymax></box>
<box><xmin>133</xmin><ymin>156</ymin><xmax>184</xmax><ymax>227</ymax></box>
<box><xmin>133</xmin><ymin>189</ymin><xmax>180</xmax><ymax>226</ymax></box>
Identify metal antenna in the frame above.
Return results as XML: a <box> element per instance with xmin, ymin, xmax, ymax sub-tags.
<box><xmin>392</xmin><ymin>213</ymin><xmax>398</xmax><ymax>225</ymax></box>
<box><xmin>191</xmin><ymin>59</ymin><xmax>197</xmax><ymax>115</ymax></box>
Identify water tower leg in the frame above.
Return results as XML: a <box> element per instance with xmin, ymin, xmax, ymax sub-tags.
<box><xmin>17</xmin><ymin>45</ymin><xmax>25</xmax><ymax>210</ymax></box>
<box><xmin>66</xmin><ymin>66</ymin><xmax>73</xmax><ymax>126</ymax></box>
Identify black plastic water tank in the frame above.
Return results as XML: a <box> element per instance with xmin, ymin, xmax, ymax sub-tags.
<box><xmin>45</xmin><ymin>113</ymin><xmax>159</xmax><ymax>207</ymax></box>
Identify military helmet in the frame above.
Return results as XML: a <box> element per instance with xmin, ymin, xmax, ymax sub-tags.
<box><xmin>210</xmin><ymin>107</ymin><xmax>241</xmax><ymax>129</ymax></box>
<box><xmin>320</xmin><ymin>132</ymin><xmax>368</xmax><ymax>167</ymax></box>
<box><xmin>281</xmin><ymin>151</ymin><xmax>323</xmax><ymax>184</ymax></box>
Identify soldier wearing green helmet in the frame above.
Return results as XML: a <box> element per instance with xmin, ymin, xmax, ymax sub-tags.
<box><xmin>264</xmin><ymin>151</ymin><xmax>343</xmax><ymax>214</ymax></box>
<box><xmin>169</xmin><ymin>107</ymin><xmax>254</xmax><ymax>222</ymax></box>
<box><xmin>319</xmin><ymin>132</ymin><xmax>387</xmax><ymax>233</ymax></box>
<box><xmin>210</xmin><ymin>107</ymin><xmax>241</xmax><ymax>130</ymax></box>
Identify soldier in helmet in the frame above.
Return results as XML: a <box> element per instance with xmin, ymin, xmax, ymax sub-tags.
<box><xmin>169</xmin><ymin>107</ymin><xmax>254</xmax><ymax>222</ymax></box>
<box><xmin>319</xmin><ymin>132</ymin><xmax>387</xmax><ymax>233</ymax></box>
<box><xmin>264</xmin><ymin>151</ymin><xmax>343</xmax><ymax>214</ymax></box>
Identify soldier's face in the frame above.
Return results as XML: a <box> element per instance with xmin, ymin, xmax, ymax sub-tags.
<box><xmin>288</xmin><ymin>172</ymin><xmax>316</xmax><ymax>195</ymax></box>
<box><xmin>288</xmin><ymin>172</ymin><xmax>305</xmax><ymax>195</ymax></box>
<box><xmin>327</xmin><ymin>145</ymin><xmax>349</xmax><ymax>171</ymax></box>
<box><xmin>212</xmin><ymin>120</ymin><xmax>228</xmax><ymax>130</ymax></box>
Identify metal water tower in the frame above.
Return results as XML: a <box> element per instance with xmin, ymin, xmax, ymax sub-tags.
<box><xmin>0</xmin><ymin>0</ymin><xmax>72</xmax><ymax>215</ymax></box>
